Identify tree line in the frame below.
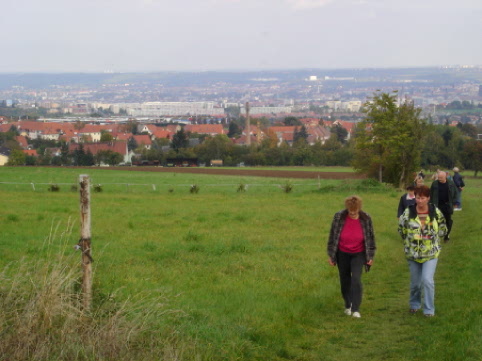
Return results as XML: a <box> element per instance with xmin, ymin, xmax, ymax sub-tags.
<box><xmin>2</xmin><ymin>92</ymin><xmax>481</xmax><ymax>186</ymax></box>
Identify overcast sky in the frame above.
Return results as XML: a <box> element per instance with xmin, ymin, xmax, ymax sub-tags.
<box><xmin>1</xmin><ymin>0</ymin><xmax>481</xmax><ymax>73</ymax></box>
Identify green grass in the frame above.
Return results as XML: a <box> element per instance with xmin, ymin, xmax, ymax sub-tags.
<box><xmin>0</xmin><ymin>167</ymin><xmax>480</xmax><ymax>360</ymax></box>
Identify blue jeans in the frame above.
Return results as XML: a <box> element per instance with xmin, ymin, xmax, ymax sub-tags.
<box><xmin>408</xmin><ymin>259</ymin><xmax>438</xmax><ymax>315</ymax></box>
<box><xmin>455</xmin><ymin>188</ymin><xmax>462</xmax><ymax>208</ymax></box>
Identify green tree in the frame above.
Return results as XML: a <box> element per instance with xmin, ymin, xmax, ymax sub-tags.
<box><xmin>283</xmin><ymin>116</ymin><xmax>301</xmax><ymax>126</ymax></box>
<box><xmin>7</xmin><ymin>149</ymin><xmax>26</xmax><ymax>165</ymax></box>
<box><xmin>100</xmin><ymin>131</ymin><xmax>113</xmax><ymax>142</ymax></box>
<box><xmin>128</xmin><ymin>136</ymin><xmax>138</xmax><ymax>151</ymax></box>
<box><xmin>353</xmin><ymin>92</ymin><xmax>425</xmax><ymax>188</ymax></box>
<box><xmin>171</xmin><ymin>128</ymin><xmax>189</xmax><ymax>152</ymax></box>
<box><xmin>462</xmin><ymin>139</ymin><xmax>482</xmax><ymax>177</ymax></box>
<box><xmin>332</xmin><ymin>124</ymin><xmax>348</xmax><ymax>144</ymax></box>
<box><xmin>293</xmin><ymin>125</ymin><xmax>309</xmax><ymax>144</ymax></box>
<box><xmin>227</xmin><ymin>121</ymin><xmax>242</xmax><ymax>138</ymax></box>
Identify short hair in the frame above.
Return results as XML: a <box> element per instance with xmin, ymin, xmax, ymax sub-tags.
<box><xmin>406</xmin><ymin>185</ymin><xmax>416</xmax><ymax>191</ymax></box>
<box><xmin>414</xmin><ymin>185</ymin><xmax>430</xmax><ymax>198</ymax></box>
<box><xmin>345</xmin><ymin>195</ymin><xmax>362</xmax><ymax>211</ymax></box>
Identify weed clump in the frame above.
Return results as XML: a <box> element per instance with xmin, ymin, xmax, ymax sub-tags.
<box><xmin>237</xmin><ymin>183</ymin><xmax>247</xmax><ymax>192</ymax></box>
<box><xmin>93</xmin><ymin>184</ymin><xmax>103</xmax><ymax>192</ymax></box>
<box><xmin>190</xmin><ymin>184</ymin><xmax>200</xmax><ymax>194</ymax></box>
<box><xmin>281</xmin><ymin>181</ymin><xmax>293</xmax><ymax>193</ymax></box>
<box><xmin>48</xmin><ymin>184</ymin><xmax>60</xmax><ymax>192</ymax></box>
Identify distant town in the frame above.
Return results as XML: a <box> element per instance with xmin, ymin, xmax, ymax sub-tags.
<box><xmin>1</xmin><ymin>67</ymin><xmax>481</xmax><ymax>168</ymax></box>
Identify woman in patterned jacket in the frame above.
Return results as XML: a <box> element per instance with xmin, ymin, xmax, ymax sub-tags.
<box><xmin>327</xmin><ymin>196</ymin><xmax>376</xmax><ymax>318</ymax></box>
<box><xmin>398</xmin><ymin>185</ymin><xmax>447</xmax><ymax>317</ymax></box>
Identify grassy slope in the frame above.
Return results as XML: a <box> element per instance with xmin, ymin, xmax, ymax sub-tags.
<box><xmin>0</xmin><ymin>167</ymin><xmax>480</xmax><ymax>360</ymax></box>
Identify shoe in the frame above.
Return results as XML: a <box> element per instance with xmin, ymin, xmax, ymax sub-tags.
<box><xmin>352</xmin><ymin>312</ymin><xmax>361</xmax><ymax>318</ymax></box>
<box><xmin>409</xmin><ymin>309</ymin><xmax>419</xmax><ymax>314</ymax></box>
<box><xmin>454</xmin><ymin>208</ymin><xmax>461</xmax><ymax>211</ymax></box>
<box><xmin>424</xmin><ymin>314</ymin><xmax>435</xmax><ymax>317</ymax></box>
<box><xmin>344</xmin><ymin>308</ymin><xmax>352</xmax><ymax>316</ymax></box>
<box><xmin>444</xmin><ymin>235</ymin><xmax>450</xmax><ymax>242</ymax></box>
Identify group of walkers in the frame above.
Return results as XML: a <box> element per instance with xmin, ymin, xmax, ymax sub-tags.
<box><xmin>327</xmin><ymin>168</ymin><xmax>465</xmax><ymax>319</ymax></box>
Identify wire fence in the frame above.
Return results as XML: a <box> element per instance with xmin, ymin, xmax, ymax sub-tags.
<box><xmin>0</xmin><ymin>179</ymin><xmax>391</xmax><ymax>194</ymax></box>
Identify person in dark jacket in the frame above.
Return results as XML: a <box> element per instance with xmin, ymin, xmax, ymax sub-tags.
<box><xmin>429</xmin><ymin>171</ymin><xmax>457</xmax><ymax>241</ymax></box>
<box><xmin>398</xmin><ymin>185</ymin><xmax>416</xmax><ymax>218</ymax></box>
<box><xmin>452</xmin><ymin>167</ymin><xmax>465</xmax><ymax>211</ymax></box>
<box><xmin>327</xmin><ymin>195</ymin><xmax>376</xmax><ymax>318</ymax></box>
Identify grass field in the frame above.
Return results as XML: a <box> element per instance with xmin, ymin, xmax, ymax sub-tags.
<box><xmin>0</xmin><ymin>167</ymin><xmax>480</xmax><ymax>360</ymax></box>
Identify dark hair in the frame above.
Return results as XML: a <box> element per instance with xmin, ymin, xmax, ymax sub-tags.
<box><xmin>406</xmin><ymin>185</ymin><xmax>415</xmax><ymax>191</ymax></box>
<box><xmin>414</xmin><ymin>185</ymin><xmax>430</xmax><ymax>198</ymax></box>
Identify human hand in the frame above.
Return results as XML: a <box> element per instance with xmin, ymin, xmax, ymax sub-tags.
<box><xmin>328</xmin><ymin>258</ymin><xmax>336</xmax><ymax>266</ymax></box>
<box><xmin>366</xmin><ymin>259</ymin><xmax>373</xmax><ymax>266</ymax></box>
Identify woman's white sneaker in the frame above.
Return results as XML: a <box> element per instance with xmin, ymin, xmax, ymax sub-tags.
<box><xmin>344</xmin><ymin>308</ymin><xmax>352</xmax><ymax>316</ymax></box>
<box><xmin>352</xmin><ymin>312</ymin><xmax>361</xmax><ymax>318</ymax></box>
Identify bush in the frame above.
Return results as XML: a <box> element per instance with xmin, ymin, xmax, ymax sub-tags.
<box><xmin>190</xmin><ymin>184</ymin><xmax>200</xmax><ymax>194</ymax></box>
<box><xmin>237</xmin><ymin>183</ymin><xmax>247</xmax><ymax>192</ymax></box>
<box><xmin>93</xmin><ymin>184</ymin><xmax>103</xmax><ymax>193</ymax></box>
<box><xmin>48</xmin><ymin>184</ymin><xmax>60</xmax><ymax>192</ymax></box>
<box><xmin>281</xmin><ymin>181</ymin><xmax>293</xmax><ymax>193</ymax></box>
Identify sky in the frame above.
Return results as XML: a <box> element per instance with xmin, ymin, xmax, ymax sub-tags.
<box><xmin>1</xmin><ymin>0</ymin><xmax>481</xmax><ymax>73</ymax></box>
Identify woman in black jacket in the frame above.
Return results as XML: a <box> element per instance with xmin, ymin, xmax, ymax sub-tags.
<box><xmin>327</xmin><ymin>196</ymin><xmax>376</xmax><ymax>318</ymax></box>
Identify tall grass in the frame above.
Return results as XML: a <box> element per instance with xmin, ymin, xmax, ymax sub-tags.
<box><xmin>0</xmin><ymin>221</ymin><xmax>185</xmax><ymax>361</ymax></box>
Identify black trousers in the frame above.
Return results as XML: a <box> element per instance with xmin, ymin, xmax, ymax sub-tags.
<box><xmin>336</xmin><ymin>250</ymin><xmax>365</xmax><ymax>312</ymax></box>
<box><xmin>438</xmin><ymin>203</ymin><xmax>453</xmax><ymax>237</ymax></box>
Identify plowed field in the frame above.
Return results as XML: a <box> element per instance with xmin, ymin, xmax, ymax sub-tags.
<box><xmin>106</xmin><ymin>167</ymin><xmax>365</xmax><ymax>179</ymax></box>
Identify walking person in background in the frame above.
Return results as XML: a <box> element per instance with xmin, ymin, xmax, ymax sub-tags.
<box><xmin>452</xmin><ymin>167</ymin><xmax>465</xmax><ymax>211</ymax></box>
<box><xmin>398</xmin><ymin>185</ymin><xmax>447</xmax><ymax>317</ymax></box>
<box><xmin>327</xmin><ymin>196</ymin><xmax>376</xmax><ymax>318</ymax></box>
<box><xmin>430</xmin><ymin>171</ymin><xmax>457</xmax><ymax>242</ymax></box>
<box><xmin>398</xmin><ymin>185</ymin><xmax>417</xmax><ymax>218</ymax></box>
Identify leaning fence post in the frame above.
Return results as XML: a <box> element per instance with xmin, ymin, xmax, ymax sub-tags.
<box><xmin>79</xmin><ymin>174</ymin><xmax>93</xmax><ymax>311</ymax></box>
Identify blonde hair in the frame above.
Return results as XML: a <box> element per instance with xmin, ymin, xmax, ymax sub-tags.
<box><xmin>345</xmin><ymin>195</ymin><xmax>362</xmax><ymax>212</ymax></box>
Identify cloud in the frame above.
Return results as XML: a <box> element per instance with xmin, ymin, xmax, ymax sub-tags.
<box><xmin>286</xmin><ymin>0</ymin><xmax>334</xmax><ymax>10</ymax></box>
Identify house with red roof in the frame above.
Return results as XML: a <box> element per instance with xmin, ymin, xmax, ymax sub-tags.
<box><xmin>184</xmin><ymin>124</ymin><xmax>225</xmax><ymax>136</ymax></box>
<box><xmin>133</xmin><ymin>135</ymin><xmax>152</xmax><ymax>149</ymax></box>
<box><xmin>23</xmin><ymin>149</ymin><xmax>38</xmax><ymax>157</ymax></box>
<box><xmin>332</xmin><ymin>120</ymin><xmax>357</xmax><ymax>140</ymax></box>
<box><xmin>15</xmin><ymin>136</ymin><xmax>29</xmax><ymax>149</ymax></box>
<box><xmin>69</xmin><ymin>141</ymin><xmax>132</xmax><ymax>164</ymax></box>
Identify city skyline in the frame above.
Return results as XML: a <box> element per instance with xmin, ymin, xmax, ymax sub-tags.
<box><xmin>1</xmin><ymin>0</ymin><xmax>481</xmax><ymax>73</ymax></box>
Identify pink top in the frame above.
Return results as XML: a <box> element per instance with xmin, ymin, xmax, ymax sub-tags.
<box><xmin>339</xmin><ymin>217</ymin><xmax>365</xmax><ymax>253</ymax></box>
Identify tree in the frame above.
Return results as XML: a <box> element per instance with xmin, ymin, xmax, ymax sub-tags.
<box><xmin>283</xmin><ymin>116</ymin><xmax>301</xmax><ymax>126</ymax></box>
<box><xmin>100</xmin><ymin>131</ymin><xmax>113</xmax><ymax>142</ymax></box>
<box><xmin>293</xmin><ymin>125</ymin><xmax>309</xmax><ymax>144</ymax></box>
<box><xmin>7</xmin><ymin>149</ymin><xmax>26</xmax><ymax>165</ymax></box>
<box><xmin>128</xmin><ymin>136</ymin><xmax>138</xmax><ymax>151</ymax></box>
<box><xmin>353</xmin><ymin>92</ymin><xmax>425</xmax><ymax>188</ymax></box>
<box><xmin>332</xmin><ymin>124</ymin><xmax>348</xmax><ymax>144</ymax></box>
<box><xmin>95</xmin><ymin>150</ymin><xmax>123</xmax><ymax>166</ymax></box>
<box><xmin>227</xmin><ymin>121</ymin><xmax>242</xmax><ymax>138</ymax></box>
<box><xmin>171</xmin><ymin>128</ymin><xmax>189</xmax><ymax>152</ymax></box>
<box><xmin>462</xmin><ymin>140</ymin><xmax>482</xmax><ymax>177</ymax></box>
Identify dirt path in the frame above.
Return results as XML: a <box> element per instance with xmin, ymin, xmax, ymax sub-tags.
<box><xmin>104</xmin><ymin>167</ymin><xmax>366</xmax><ymax>179</ymax></box>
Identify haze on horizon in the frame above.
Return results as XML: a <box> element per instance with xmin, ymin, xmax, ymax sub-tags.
<box><xmin>1</xmin><ymin>0</ymin><xmax>481</xmax><ymax>73</ymax></box>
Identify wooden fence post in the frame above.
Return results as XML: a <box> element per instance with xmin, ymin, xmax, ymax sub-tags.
<box><xmin>79</xmin><ymin>174</ymin><xmax>93</xmax><ymax>311</ymax></box>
